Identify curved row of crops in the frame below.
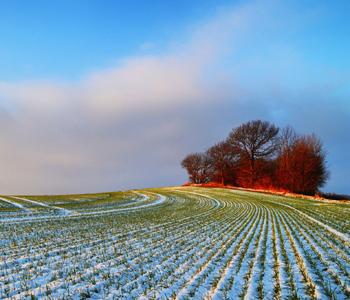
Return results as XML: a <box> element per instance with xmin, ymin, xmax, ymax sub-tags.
<box><xmin>0</xmin><ymin>187</ymin><xmax>349</xmax><ymax>299</ymax></box>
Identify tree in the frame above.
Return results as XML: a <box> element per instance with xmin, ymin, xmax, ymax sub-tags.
<box><xmin>276</xmin><ymin>133</ymin><xmax>329</xmax><ymax>194</ymax></box>
<box><xmin>181</xmin><ymin>153</ymin><xmax>212</xmax><ymax>184</ymax></box>
<box><xmin>274</xmin><ymin>126</ymin><xmax>298</xmax><ymax>189</ymax></box>
<box><xmin>181</xmin><ymin>120</ymin><xmax>330</xmax><ymax>194</ymax></box>
<box><xmin>227</xmin><ymin>120</ymin><xmax>280</xmax><ymax>187</ymax></box>
<box><xmin>206</xmin><ymin>141</ymin><xmax>239</xmax><ymax>185</ymax></box>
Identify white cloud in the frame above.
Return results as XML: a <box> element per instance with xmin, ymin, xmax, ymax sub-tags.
<box><xmin>0</xmin><ymin>2</ymin><xmax>255</xmax><ymax>194</ymax></box>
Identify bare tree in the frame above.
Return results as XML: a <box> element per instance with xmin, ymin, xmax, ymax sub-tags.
<box><xmin>206</xmin><ymin>141</ymin><xmax>239</xmax><ymax>185</ymax></box>
<box><xmin>275</xmin><ymin>126</ymin><xmax>298</xmax><ymax>189</ymax></box>
<box><xmin>181</xmin><ymin>153</ymin><xmax>212</xmax><ymax>184</ymax></box>
<box><xmin>279</xmin><ymin>126</ymin><xmax>298</xmax><ymax>154</ymax></box>
<box><xmin>227</xmin><ymin>120</ymin><xmax>280</xmax><ymax>187</ymax></box>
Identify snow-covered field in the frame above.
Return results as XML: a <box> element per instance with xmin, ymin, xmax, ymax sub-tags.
<box><xmin>0</xmin><ymin>187</ymin><xmax>349</xmax><ymax>299</ymax></box>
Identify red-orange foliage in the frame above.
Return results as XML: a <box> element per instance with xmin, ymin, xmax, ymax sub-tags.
<box><xmin>275</xmin><ymin>134</ymin><xmax>329</xmax><ymax>195</ymax></box>
<box><xmin>181</xmin><ymin>120</ymin><xmax>329</xmax><ymax>195</ymax></box>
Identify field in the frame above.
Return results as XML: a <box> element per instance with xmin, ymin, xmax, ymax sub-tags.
<box><xmin>0</xmin><ymin>187</ymin><xmax>349</xmax><ymax>299</ymax></box>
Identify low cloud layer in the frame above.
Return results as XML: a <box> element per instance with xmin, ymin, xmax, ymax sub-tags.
<box><xmin>0</xmin><ymin>1</ymin><xmax>349</xmax><ymax>194</ymax></box>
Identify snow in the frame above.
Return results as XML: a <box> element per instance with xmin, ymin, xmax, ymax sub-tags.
<box><xmin>0</xmin><ymin>193</ymin><xmax>165</xmax><ymax>224</ymax></box>
<box><xmin>11</xmin><ymin>196</ymin><xmax>73</xmax><ymax>215</ymax></box>
<box><xmin>276</xmin><ymin>201</ymin><xmax>350</xmax><ymax>243</ymax></box>
<box><xmin>0</xmin><ymin>187</ymin><xmax>349</xmax><ymax>299</ymax></box>
<box><xmin>0</xmin><ymin>197</ymin><xmax>29</xmax><ymax>211</ymax></box>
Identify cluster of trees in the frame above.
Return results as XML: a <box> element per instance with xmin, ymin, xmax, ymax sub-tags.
<box><xmin>181</xmin><ymin>120</ymin><xmax>329</xmax><ymax>195</ymax></box>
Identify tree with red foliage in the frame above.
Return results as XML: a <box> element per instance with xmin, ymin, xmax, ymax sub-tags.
<box><xmin>181</xmin><ymin>120</ymin><xmax>329</xmax><ymax>195</ymax></box>
<box><xmin>276</xmin><ymin>133</ymin><xmax>329</xmax><ymax>194</ymax></box>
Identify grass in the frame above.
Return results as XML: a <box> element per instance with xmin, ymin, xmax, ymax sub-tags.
<box><xmin>0</xmin><ymin>187</ymin><xmax>349</xmax><ymax>299</ymax></box>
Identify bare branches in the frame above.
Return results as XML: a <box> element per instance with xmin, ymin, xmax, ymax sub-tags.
<box><xmin>181</xmin><ymin>153</ymin><xmax>212</xmax><ymax>184</ymax></box>
<box><xmin>181</xmin><ymin>120</ymin><xmax>329</xmax><ymax>195</ymax></box>
<box><xmin>206</xmin><ymin>142</ymin><xmax>240</xmax><ymax>185</ymax></box>
<box><xmin>227</xmin><ymin>120</ymin><xmax>280</xmax><ymax>187</ymax></box>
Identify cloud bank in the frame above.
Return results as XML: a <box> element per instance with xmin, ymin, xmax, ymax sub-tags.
<box><xmin>0</xmin><ymin>1</ymin><xmax>349</xmax><ymax>194</ymax></box>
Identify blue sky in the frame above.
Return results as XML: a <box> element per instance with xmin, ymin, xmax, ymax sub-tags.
<box><xmin>0</xmin><ymin>0</ymin><xmax>349</xmax><ymax>194</ymax></box>
<box><xmin>1</xmin><ymin>0</ymin><xmax>349</xmax><ymax>82</ymax></box>
<box><xmin>0</xmin><ymin>0</ymin><xmax>232</xmax><ymax>80</ymax></box>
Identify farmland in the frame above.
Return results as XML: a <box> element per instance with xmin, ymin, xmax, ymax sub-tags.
<box><xmin>0</xmin><ymin>187</ymin><xmax>349</xmax><ymax>299</ymax></box>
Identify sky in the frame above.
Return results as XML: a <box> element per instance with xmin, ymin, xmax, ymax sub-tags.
<box><xmin>0</xmin><ymin>0</ymin><xmax>349</xmax><ymax>194</ymax></box>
